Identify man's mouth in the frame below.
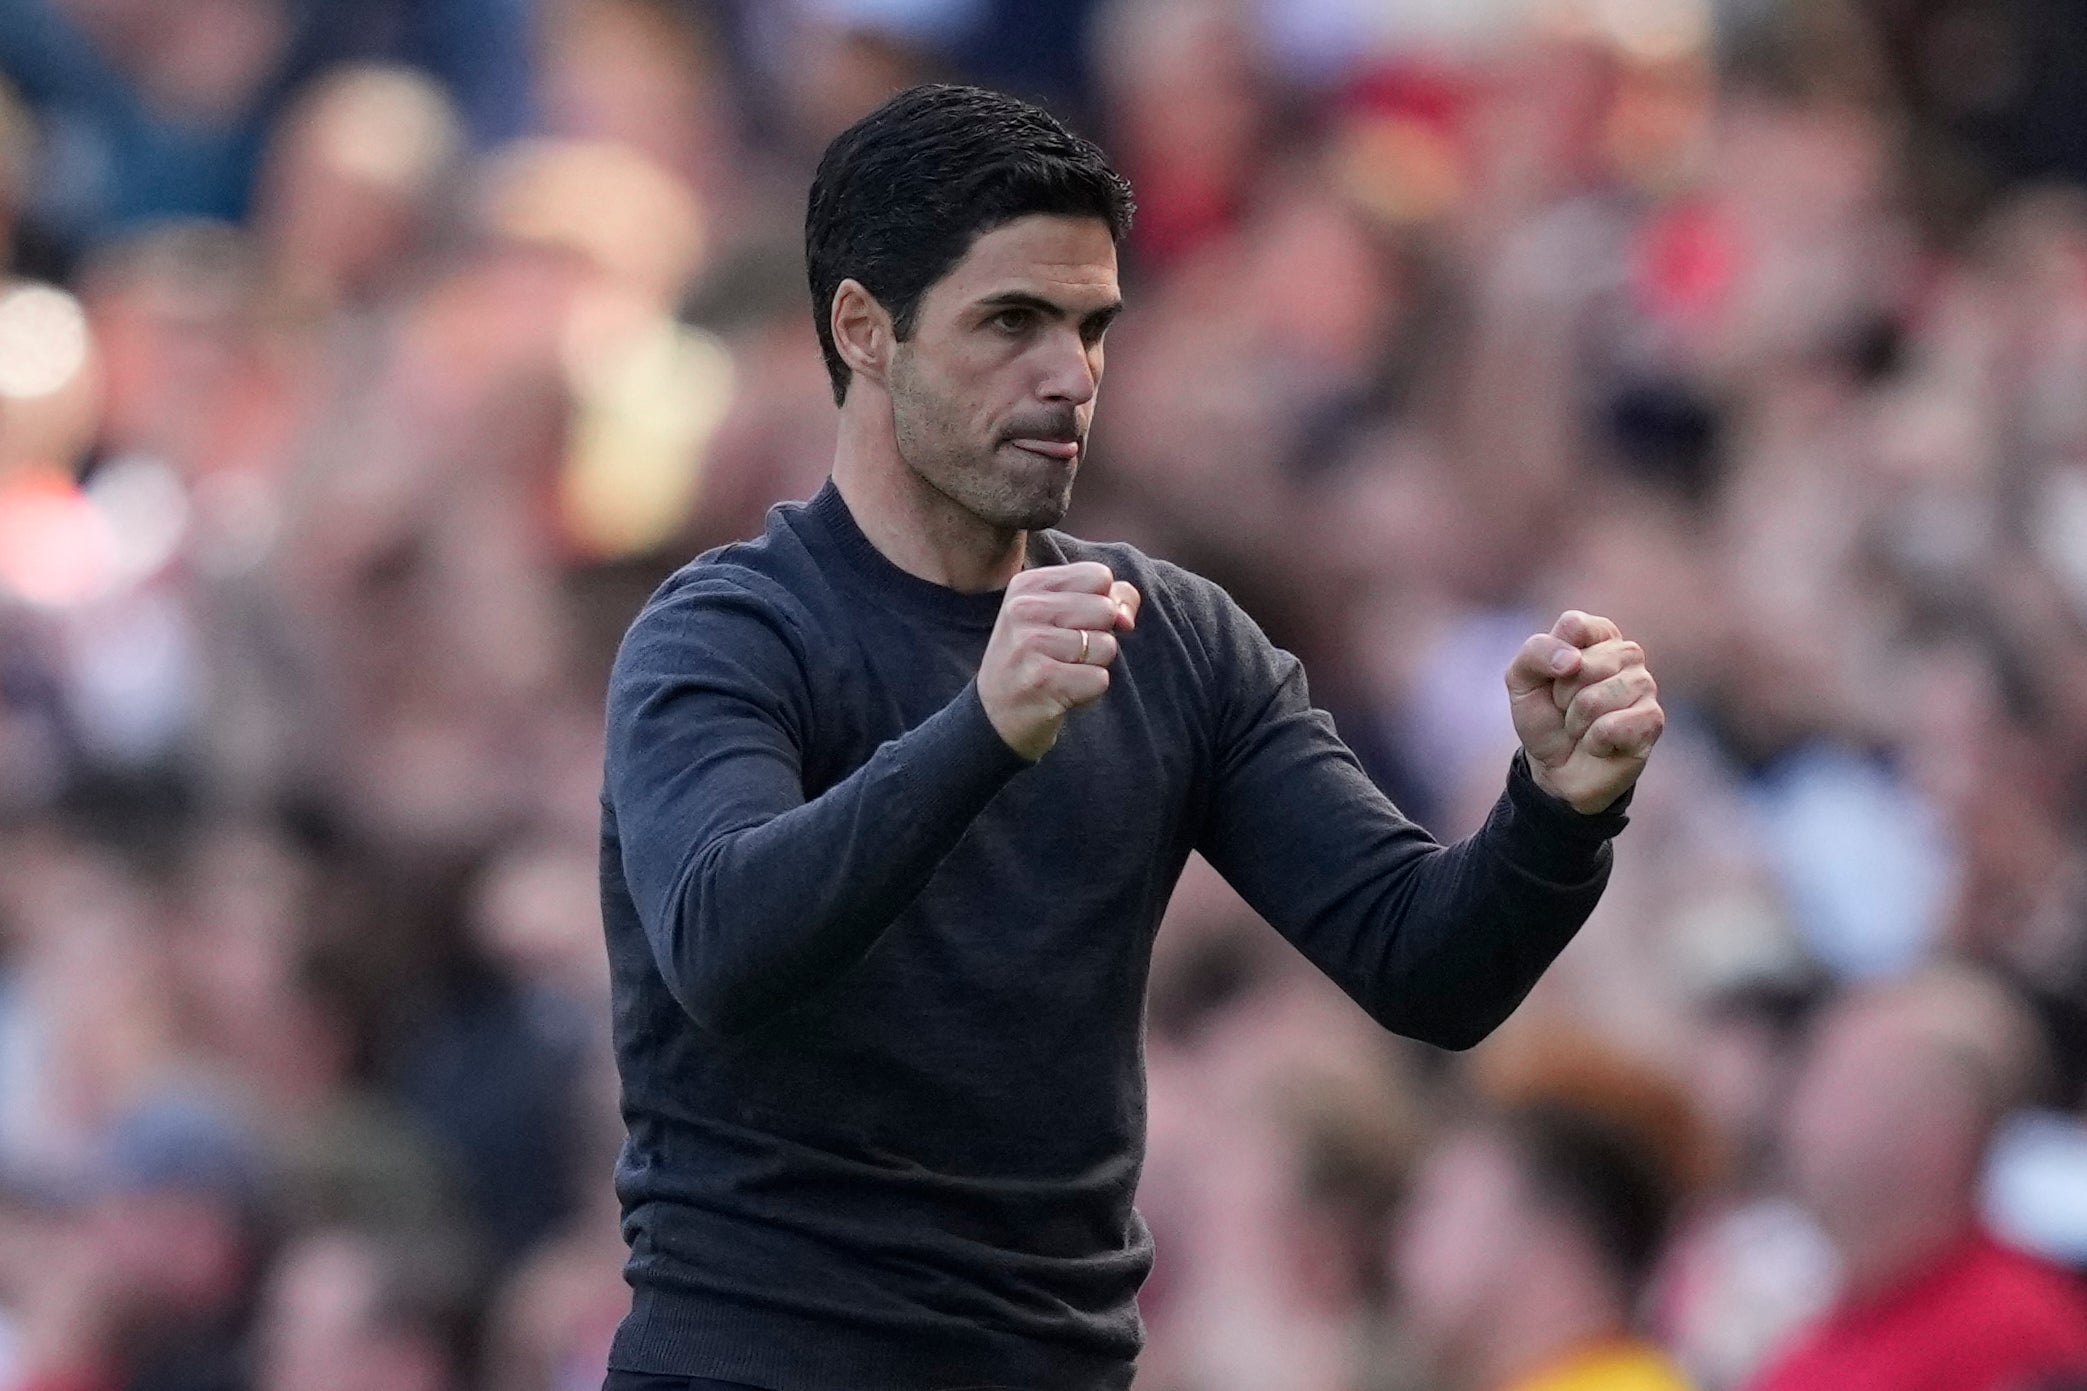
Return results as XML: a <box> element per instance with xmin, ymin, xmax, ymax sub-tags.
<box><xmin>1006</xmin><ymin>437</ymin><xmax>1080</xmax><ymax>461</ymax></box>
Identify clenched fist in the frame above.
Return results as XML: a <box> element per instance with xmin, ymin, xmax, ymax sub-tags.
<box><xmin>980</xmin><ymin>562</ymin><xmax>1142</xmax><ymax>760</ymax></box>
<box><xmin>1507</xmin><ymin>610</ymin><xmax>1664</xmax><ymax>814</ymax></box>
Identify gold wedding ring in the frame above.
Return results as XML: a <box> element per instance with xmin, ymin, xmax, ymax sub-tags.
<box><xmin>1076</xmin><ymin>630</ymin><xmax>1091</xmax><ymax>664</ymax></box>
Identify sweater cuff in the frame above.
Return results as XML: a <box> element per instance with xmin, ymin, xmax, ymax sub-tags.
<box><xmin>956</xmin><ymin>677</ymin><xmax>1038</xmax><ymax>770</ymax></box>
<box><xmin>1498</xmin><ymin>750</ymin><xmax>1631</xmax><ymax>883</ymax></box>
<box><xmin>898</xmin><ymin>679</ymin><xmax>1034</xmax><ymax>817</ymax></box>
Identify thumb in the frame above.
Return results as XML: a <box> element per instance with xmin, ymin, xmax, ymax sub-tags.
<box><xmin>1506</xmin><ymin>632</ymin><xmax>1582</xmax><ymax>700</ymax></box>
<box><xmin>1110</xmin><ymin>580</ymin><xmax>1141</xmax><ymax>630</ymax></box>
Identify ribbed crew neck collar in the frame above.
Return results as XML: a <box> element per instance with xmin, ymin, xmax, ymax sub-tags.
<box><xmin>800</xmin><ymin>479</ymin><xmax>1028</xmax><ymax>632</ymax></box>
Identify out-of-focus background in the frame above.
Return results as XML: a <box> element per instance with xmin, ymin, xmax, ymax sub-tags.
<box><xmin>2</xmin><ymin>1</ymin><xmax>2087</xmax><ymax>1389</ymax></box>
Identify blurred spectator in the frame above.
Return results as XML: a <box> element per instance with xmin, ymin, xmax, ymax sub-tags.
<box><xmin>0</xmin><ymin>829</ymin><xmax>178</xmax><ymax>1175</ymax></box>
<box><xmin>0</xmin><ymin>79</ymin><xmax>34</xmax><ymax>272</ymax></box>
<box><xmin>298</xmin><ymin>0</ymin><xmax>538</xmax><ymax>150</ymax></box>
<box><xmin>1391</xmin><ymin>1042</ymin><xmax>1704</xmax><ymax>1391</ymax></box>
<box><xmin>1655</xmin><ymin>974</ymin><xmax>1838</xmax><ymax>1391</ymax></box>
<box><xmin>0</xmin><ymin>0</ymin><xmax>299</xmax><ymax>261</ymax></box>
<box><xmin>388</xmin><ymin>831</ymin><xmax>599</xmax><ymax>1264</ymax></box>
<box><xmin>1092</xmin><ymin>0</ymin><xmax>1271</xmax><ymax>268</ymax></box>
<box><xmin>10</xmin><ymin>1094</ymin><xmax>265</xmax><ymax>1391</ymax></box>
<box><xmin>1137</xmin><ymin>918</ymin><xmax>1422</xmax><ymax>1391</ymax></box>
<box><xmin>1748</xmin><ymin>967</ymin><xmax>2087</xmax><ymax>1391</ymax></box>
<box><xmin>0</xmin><ymin>0</ymin><xmax>538</xmax><ymax>270</ymax></box>
<box><xmin>251</xmin><ymin>1225</ymin><xmax>473</xmax><ymax>1391</ymax></box>
<box><xmin>534</xmin><ymin>1</ymin><xmax>746</xmax><ymax>216</ymax></box>
<box><xmin>250</xmin><ymin>66</ymin><xmax>463</xmax><ymax>320</ymax></box>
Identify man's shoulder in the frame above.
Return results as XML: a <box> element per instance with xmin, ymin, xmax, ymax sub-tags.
<box><xmin>649</xmin><ymin>501</ymin><xmax>825</xmax><ymax>611</ymax></box>
<box><xmin>618</xmin><ymin>504</ymin><xmax>825</xmax><ymax>659</ymax></box>
<box><xmin>1753</xmin><ymin>1234</ymin><xmax>2087</xmax><ymax>1391</ymax></box>
<box><xmin>1947</xmin><ymin>1235</ymin><xmax>2087</xmax><ymax>1350</ymax></box>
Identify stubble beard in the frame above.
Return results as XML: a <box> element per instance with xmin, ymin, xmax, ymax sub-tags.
<box><xmin>890</xmin><ymin>360</ymin><xmax>1077</xmax><ymax>534</ymax></box>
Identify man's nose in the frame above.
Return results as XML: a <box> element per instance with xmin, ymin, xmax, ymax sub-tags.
<box><xmin>1037</xmin><ymin>329</ymin><xmax>1099</xmax><ymax>406</ymax></box>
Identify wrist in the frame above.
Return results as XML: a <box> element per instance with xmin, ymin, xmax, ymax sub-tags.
<box><xmin>975</xmin><ymin>687</ymin><xmax>1052</xmax><ymax>762</ymax></box>
<box><xmin>989</xmin><ymin>715</ymin><xmax>1054</xmax><ymax>762</ymax></box>
<box><xmin>1521</xmin><ymin>752</ymin><xmax>1630</xmax><ymax>818</ymax></box>
<box><xmin>1550</xmin><ymin>785</ymin><xmax>1621</xmax><ymax>817</ymax></box>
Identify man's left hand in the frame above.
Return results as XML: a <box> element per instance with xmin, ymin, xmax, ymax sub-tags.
<box><xmin>1505</xmin><ymin>610</ymin><xmax>1663</xmax><ymax>815</ymax></box>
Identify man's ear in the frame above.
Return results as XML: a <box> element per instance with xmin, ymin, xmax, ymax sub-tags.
<box><xmin>831</xmin><ymin>279</ymin><xmax>894</xmax><ymax>391</ymax></box>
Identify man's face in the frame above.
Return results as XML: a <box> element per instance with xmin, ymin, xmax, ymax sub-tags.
<box><xmin>886</xmin><ymin>213</ymin><xmax>1121</xmax><ymax>532</ymax></box>
<box><xmin>1780</xmin><ymin>1001</ymin><xmax>1975</xmax><ymax>1236</ymax></box>
<box><xmin>1390</xmin><ymin>1130</ymin><xmax>1535</xmax><ymax>1370</ymax></box>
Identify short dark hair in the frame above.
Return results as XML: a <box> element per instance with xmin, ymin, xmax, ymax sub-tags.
<box><xmin>805</xmin><ymin>83</ymin><xmax>1135</xmax><ymax>405</ymax></box>
<box><xmin>1495</xmin><ymin>1099</ymin><xmax>1685</xmax><ymax>1297</ymax></box>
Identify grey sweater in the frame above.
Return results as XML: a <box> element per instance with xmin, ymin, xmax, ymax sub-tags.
<box><xmin>599</xmin><ymin>481</ymin><xmax>1628</xmax><ymax>1390</ymax></box>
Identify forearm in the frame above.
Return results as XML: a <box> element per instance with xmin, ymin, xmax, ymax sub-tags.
<box><xmin>1204</xmin><ymin>689</ymin><xmax>1626</xmax><ymax>1050</ymax></box>
<box><xmin>646</xmin><ymin>681</ymin><xmax>1027</xmax><ymax>1035</ymax></box>
<box><xmin>1350</xmin><ymin>754</ymin><xmax>1623</xmax><ymax>1048</ymax></box>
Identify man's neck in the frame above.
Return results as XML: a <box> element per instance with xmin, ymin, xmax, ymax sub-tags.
<box><xmin>831</xmin><ymin>408</ymin><xmax>1025</xmax><ymax>594</ymax></box>
<box><xmin>1465</xmin><ymin>1267</ymin><xmax>1629</xmax><ymax>1391</ymax></box>
<box><xmin>1830</xmin><ymin>1198</ymin><xmax>1977</xmax><ymax>1304</ymax></box>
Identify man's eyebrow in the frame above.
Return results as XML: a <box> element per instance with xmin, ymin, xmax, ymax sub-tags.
<box><xmin>975</xmin><ymin>291</ymin><xmax>1124</xmax><ymax>323</ymax></box>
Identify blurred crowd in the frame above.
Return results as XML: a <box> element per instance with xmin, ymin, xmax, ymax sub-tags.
<box><xmin>2</xmin><ymin>0</ymin><xmax>2087</xmax><ymax>1389</ymax></box>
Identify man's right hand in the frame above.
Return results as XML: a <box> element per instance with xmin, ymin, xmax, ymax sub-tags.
<box><xmin>979</xmin><ymin>562</ymin><xmax>1141</xmax><ymax>760</ymax></box>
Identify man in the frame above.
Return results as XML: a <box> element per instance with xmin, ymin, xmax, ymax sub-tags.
<box><xmin>254</xmin><ymin>1227</ymin><xmax>473</xmax><ymax>1391</ymax></box>
<box><xmin>1392</xmin><ymin>1070</ymin><xmax>1699</xmax><ymax>1391</ymax></box>
<box><xmin>12</xmin><ymin>1095</ymin><xmax>264</xmax><ymax>1391</ymax></box>
<box><xmin>599</xmin><ymin>84</ymin><xmax>1663</xmax><ymax>1391</ymax></box>
<box><xmin>1746</xmin><ymin>968</ymin><xmax>2087</xmax><ymax>1391</ymax></box>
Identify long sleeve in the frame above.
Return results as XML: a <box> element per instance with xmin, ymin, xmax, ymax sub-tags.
<box><xmin>1193</xmin><ymin>601</ymin><xmax>1627</xmax><ymax>1050</ymax></box>
<box><xmin>604</xmin><ymin>574</ymin><xmax>1029</xmax><ymax>1037</ymax></box>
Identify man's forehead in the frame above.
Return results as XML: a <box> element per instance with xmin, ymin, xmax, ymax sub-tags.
<box><xmin>941</xmin><ymin>215</ymin><xmax>1120</xmax><ymax>303</ymax></box>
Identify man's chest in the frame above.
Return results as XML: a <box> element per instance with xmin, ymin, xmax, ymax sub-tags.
<box><xmin>802</xmin><ymin>618</ymin><xmax>1205</xmax><ymax>870</ymax></box>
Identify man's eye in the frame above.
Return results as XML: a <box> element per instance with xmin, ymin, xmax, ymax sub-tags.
<box><xmin>991</xmin><ymin>309</ymin><xmax>1031</xmax><ymax>332</ymax></box>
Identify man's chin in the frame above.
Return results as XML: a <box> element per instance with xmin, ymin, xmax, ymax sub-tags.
<box><xmin>914</xmin><ymin>448</ymin><xmax>1077</xmax><ymax>531</ymax></box>
<box><xmin>995</xmin><ymin>485</ymin><xmax>1072</xmax><ymax>531</ymax></box>
<box><xmin>1017</xmin><ymin>490</ymin><xmax>1073</xmax><ymax>529</ymax></box>
<box><xmin>978</xmin><ymin>456</ymin><xmax>1075</xmax><ymax>530</ymax></box>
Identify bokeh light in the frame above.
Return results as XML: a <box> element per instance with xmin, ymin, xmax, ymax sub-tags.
<box><xmin>0</xmin><ymin>283</ymin><xmax>90</xmax><ymax>401</ymax></box>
